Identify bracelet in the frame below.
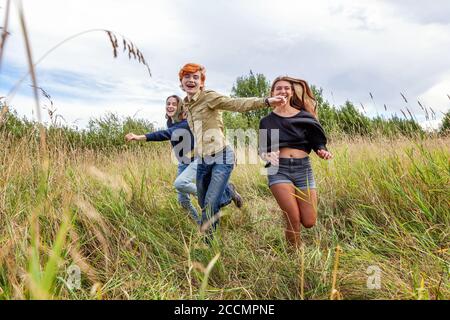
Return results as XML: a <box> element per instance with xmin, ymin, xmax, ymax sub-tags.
<box><xmin>264</xmin><ymin>97</ymin><xmax>270</xmax><ymax>107</ymax></box>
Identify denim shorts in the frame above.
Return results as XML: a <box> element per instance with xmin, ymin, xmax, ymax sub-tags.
<box><xmin>267</xmin><ymin>157</ymin><xmax>316</xmax><ymax>189</ymax></box>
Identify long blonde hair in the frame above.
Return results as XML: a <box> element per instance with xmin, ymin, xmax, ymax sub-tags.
<box><xmin>271</xmin><ymin>76</ymin><xmax>318</xmax><ymax>119</ymax></box>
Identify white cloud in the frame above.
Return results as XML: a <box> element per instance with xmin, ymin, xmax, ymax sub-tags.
<box><xmin>380</xmin><ymin>0</ymin><xmax>450</xmax><ymax>25</ymax></box>
<box><xmin>1</xmin><ymin>0</ymin><xmax>449</xmax><ymax>129</ymax></box>
<box><xmin>418</xmin><ymin>75</ymin><xmax>450</xmax><ymax>128</ymax></box>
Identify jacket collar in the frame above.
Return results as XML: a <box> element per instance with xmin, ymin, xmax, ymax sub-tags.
<box><xmin>184</xmin><ymin>90</ymin><xmax>203</xmax><ymax>105</ymax></box>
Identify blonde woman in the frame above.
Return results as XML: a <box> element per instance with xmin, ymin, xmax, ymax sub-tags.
<box><xmin>259</xmin><ymin>76</ymin><xmax>332</xmax><ymax>247</ymax></box>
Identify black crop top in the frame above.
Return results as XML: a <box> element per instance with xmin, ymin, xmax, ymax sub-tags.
<box><xmin>259</xmin><ymin>110</ymin><xmax>328</xmax><ymax>155</ymax></box>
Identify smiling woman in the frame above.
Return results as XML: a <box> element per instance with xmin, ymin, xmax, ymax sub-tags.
<box><xmin>259</xmin><ymin>76</ymin><xmax>332</xmax><ymax>248</ymax></box>
<box><xmin>124</xmin><ymin>94</ymin><xmax>201</xmax><ymax>225</ymax></box>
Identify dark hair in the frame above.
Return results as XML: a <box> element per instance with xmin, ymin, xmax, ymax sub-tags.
<box><xmin>165</xmin><ymin>95</ymin><xmax>185</xmax><ymax>122</ymax></box>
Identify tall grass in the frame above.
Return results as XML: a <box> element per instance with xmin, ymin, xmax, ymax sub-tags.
<box><xmin>0</xmin><ymin>107</ymin><xmax>158</xmax><ymax>151</ymax></box>
<box><xmin>1</xmin><ymin>123</ymin><xmax>448</xmax><ymax>299</ymax></box>
<box><xmin>0</xmin><ymin>2</ymin><xmax>448</xmax><ymax>300</ymax></box>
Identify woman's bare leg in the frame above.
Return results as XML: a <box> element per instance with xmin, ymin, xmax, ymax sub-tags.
<box><xmin>295</xmin><ymin>188</ymin><xmax>318</xmax><ymax>228</ymax></box>
<box><xmin>270</xmin><ymin>183</ymin><xmax>302</xmax><ymax>247</ymax></box>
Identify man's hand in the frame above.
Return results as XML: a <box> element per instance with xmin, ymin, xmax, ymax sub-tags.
<box><xmin>267</xmin><ymin>96</ymin><xmax>287</xmax><ymax>108</ymax></box>
<box><xmin>317</xmin><ymin>149</ymin><xmax>333</xmax><ymax>160</ymax></box>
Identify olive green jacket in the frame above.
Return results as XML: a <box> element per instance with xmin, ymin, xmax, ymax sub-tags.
<box><xmin>183</xmin><ymin>90</ymin><xmax>266</xmax><ymax>157</ymax></box>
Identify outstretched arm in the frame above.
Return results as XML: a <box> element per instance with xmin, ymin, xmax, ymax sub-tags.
<box><xmin>125</xmin><ymin>133</ymin><xmax>146</xmax><ymax>142</ymax></box>
<box><xmin>125</xmin><ymin>127</ymin><xmax>173</xmax><ymax>143</ymax></box>
<box><xmin>208</xmin><ymin>91</ymin><xmax>287</xmax><ymax>112</ymax></box>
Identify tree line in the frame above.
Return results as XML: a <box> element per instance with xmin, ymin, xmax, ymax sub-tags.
<box><xmin>1</xmin><ymin>71</ymin><xmax>449</xmax><ymax>151</ymax></box>
<box><xmin>224</xmin><ymin>70</ymin><xmax>450</xmax><ymax>138</ymax></box>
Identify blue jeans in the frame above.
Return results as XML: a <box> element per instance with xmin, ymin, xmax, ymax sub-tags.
<box><xmin>197</xmin><ymin>146</ymin><xmax>235</xmax><ymax>239</ymax></box>
<box><xmin>176</xmin><ymin>160</ymin><xmax>200</xmax><ymax>225</ymax></box>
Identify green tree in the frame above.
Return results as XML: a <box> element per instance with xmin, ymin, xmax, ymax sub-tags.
<box><xmin>440</xmin><ymin>109</ymin><xmax>450</xmax><ymax>135</ymax></box>
<box><xmin>224</xmin><ymin>70</ymin><xmax>271</xmax><ymax>130</ymax></box>
<box><xmin>231</xmin><ymin>70</ymin><xmax>271</xmax><ymax>99</ymax></box>
<box><xmin>224</xmin><ymin>70</ymin><xmax>427</xmax><ymax>138</ymax></box>
<box><xmin>312</xmin><ymin>86</ymin><xmax>340</xmax><ymax>134</ymax></box>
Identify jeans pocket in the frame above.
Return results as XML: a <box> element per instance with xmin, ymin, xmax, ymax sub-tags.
<box><xmin>224</xmin><ymin>146</ymin><xmax>235</xmax><ymax>166</ymax></box>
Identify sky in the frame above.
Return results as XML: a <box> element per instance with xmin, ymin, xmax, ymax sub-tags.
<box><xmin>1</xmin><ymin>0</ymin><xmax>450</xmax><ymax>130</ymax></box>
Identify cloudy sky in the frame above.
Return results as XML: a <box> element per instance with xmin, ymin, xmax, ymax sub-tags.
<box><xmin>1</xmin><ymin>0</ymin><xmax>449</xmax><ymax>130</ymax></box>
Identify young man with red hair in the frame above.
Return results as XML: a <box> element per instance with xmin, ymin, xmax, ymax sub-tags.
<box><xmin>179</xmin><ymin>63</ymin><xmax>286</xmax><ymax>242</ymax></box>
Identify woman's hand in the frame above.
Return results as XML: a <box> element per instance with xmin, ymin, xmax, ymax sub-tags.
<box><xmin>267</xmin><ymin>96</ymin><xmax>287</xmax><ymax>108</ymax></box>
<box><xmin>317</xmin><ymin>149</ymin><xmax>333</xmax><ymax>160</ymax></box>
<box><xmin>125</xmin><ymin>133</ymin><xmax>141</xmax><ymax>142</ymax></box>
<box><xmin>264</xmin><ymin>151</ymin><xmax>280</xmax><ymax>166</ymax></box>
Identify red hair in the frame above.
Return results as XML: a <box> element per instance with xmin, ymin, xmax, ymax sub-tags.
<box><xmin>178</xmin><ymin>63</ymin><xmax>206</xmax><ymax>85</ymax></box>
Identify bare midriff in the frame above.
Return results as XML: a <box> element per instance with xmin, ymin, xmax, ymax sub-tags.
<box><xmin>279</xmin><ymin>147</ymin><xmax>309</xmax><ymax>159</ymax></box>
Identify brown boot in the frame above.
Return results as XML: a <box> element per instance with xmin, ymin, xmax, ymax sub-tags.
<box><xmin>228</xmin><ymin>183</ymin><xmax>243</xmax><ymax>209</ymax></box>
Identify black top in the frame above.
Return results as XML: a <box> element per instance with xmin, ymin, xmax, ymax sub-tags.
<box><xmin>145</xmin><ymin>119</ymin><xmax>194</xmax><ymax>164</ymax></box>
<box><xmin>259</xmin><ymin>110</ymin><xmax>328</xmax><ymax>155</ymax></box>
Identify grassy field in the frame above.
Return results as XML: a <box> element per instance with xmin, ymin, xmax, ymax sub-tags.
<box><xmin>1</xmin><ymin>0</ymin><xmax>448</xmax><ymax>301</ymax></box>
<box><xmin>0</xmin><ymin>131</ymin><xmax>449</xmax><ymax>300</ymax></box>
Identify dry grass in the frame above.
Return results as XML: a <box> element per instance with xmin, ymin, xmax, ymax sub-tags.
<box><xmin>0</xmin><ymin>1</ymin><xmax>448</xmax><ymax>301</ymax></box>
<box><xmin>0</xmin><ymin>131</ymin><xmax>448</xmax><ymax>300</ymax></box>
